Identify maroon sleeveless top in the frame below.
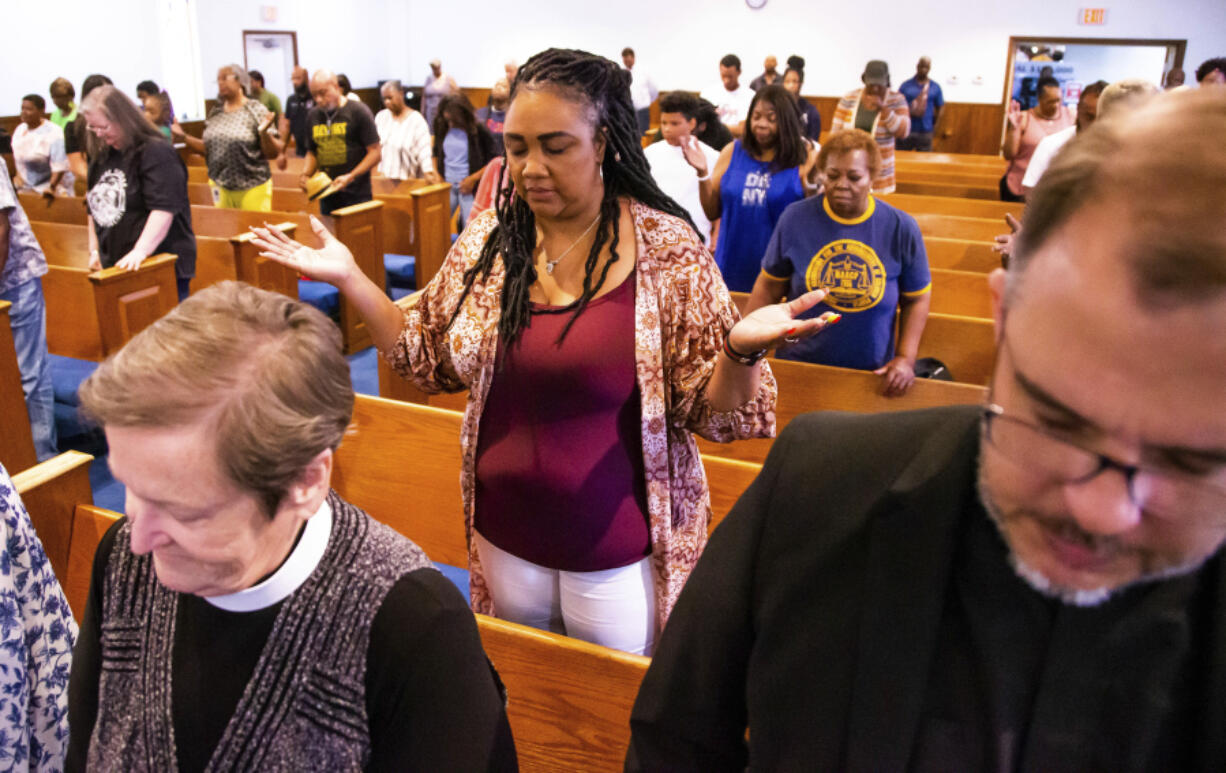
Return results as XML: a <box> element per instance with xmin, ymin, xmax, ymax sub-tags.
<box><xmin>473</xmin><ymin>271</ymin><xmax>651</xmax><ymax>572</ymax></box>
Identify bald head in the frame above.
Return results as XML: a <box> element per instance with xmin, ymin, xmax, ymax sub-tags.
<box><xmin>310</xmin><ymin>69</ymin><xmax>341</xmax><ymax>109</ymax></box>
<box><xmin>764</xmin><ymin>55</ymin><xmax>778</xmax><ymax>72</ymax></box>
<box><xmin>916</xmin><ymin>57</ymin><xmax>932</xmax><ymax>80</ymax></box>
<box><xmin>1012</xmin><ymin>89</ymin><xmax>1226</xmax><ymax>304</ymax></box>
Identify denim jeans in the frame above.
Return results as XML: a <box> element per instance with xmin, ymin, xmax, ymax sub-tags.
<box><xmin>451</xmin><ymin>184</ymin><xmax>475</xmax><ymax>232</ymax></box>
<box><xmin>0</xmin><ymin>278</ymin><xmax>56</xmax><ymax>461</ymax></box>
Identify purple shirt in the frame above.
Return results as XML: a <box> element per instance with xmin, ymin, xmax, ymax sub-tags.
<box><xmin>473</xmin><ymin>271</ymin><xmax>651</xmax><ymax>572</ymax></box>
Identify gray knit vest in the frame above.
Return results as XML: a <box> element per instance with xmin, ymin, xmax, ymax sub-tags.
<box><xmin>88</xmin><ymin>491</ymin><xmax>432</xmax><ymax>772</ymax></box>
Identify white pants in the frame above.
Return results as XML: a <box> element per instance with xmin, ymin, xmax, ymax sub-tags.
<box><xmin>474</xmin><ymin>532</ymin><xmax>657</xmax><ymax>656</ymax></box>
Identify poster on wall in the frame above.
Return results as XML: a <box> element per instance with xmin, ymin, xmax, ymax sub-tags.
<box><xmin>1010</xmin><ymin>41</ymin><xmax>1171</xmax><ymax>109</ymax></box>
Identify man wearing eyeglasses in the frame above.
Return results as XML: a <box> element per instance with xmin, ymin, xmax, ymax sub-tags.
<box><xmin>627</xmin><ymin>88</ymin><xmax>1226</xmax><ymax>771</ymax></box>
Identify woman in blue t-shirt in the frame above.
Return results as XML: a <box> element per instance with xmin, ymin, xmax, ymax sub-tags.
<box><xmin>432</xmin><ymin>95</ymin><xmax>497</xmax><ymax>231</ymax></box>
<box><xmin>693</xmin><ymin>85</ymin><xmax>818</xmax><ymax>292</ymax></box>
<box><xmin>746</xmin><ymin>129</ymin><xmax>932</xmax><ymax>396</ymax></box>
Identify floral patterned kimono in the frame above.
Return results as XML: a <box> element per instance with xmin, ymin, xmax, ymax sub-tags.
<box><xmin>382</xmin><ymin>201</ymin><xmax>777</xmax><ymax>630</ymax></box>
<box><xmin>0</xmin><ymin>465</ymin><xmax>76</xmax><ymax>772</ymax></box>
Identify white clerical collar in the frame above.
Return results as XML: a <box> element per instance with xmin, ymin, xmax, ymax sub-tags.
<box><xmin>204</xmin><ymin>500</ymin><xmax>332</xmax><ymax>612</ymax></box>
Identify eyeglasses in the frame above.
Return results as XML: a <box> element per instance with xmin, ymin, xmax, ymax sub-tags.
<box><xmin>981</xmin><ymin>404</ymin><xmax>1226</xmax><ymax>523</ymax></box>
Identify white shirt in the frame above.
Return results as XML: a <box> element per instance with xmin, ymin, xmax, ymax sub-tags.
<box><xmin>644</xmin><ymin>138</ymin><xmax>720</xmax><ymax>244</ymax></box>
<box><xmin>1022</xmin><ymin>125</ymin><xmax>1076</xmax><ymax>190</ymax></box>
<box><xmin>700</xmin><ymin>83</ymin><xmax>755</xmax><ymax>128</ymax></box>
<box><xmin>375</xmin><ymin>108</ymin><xmax>435</xmax><ymax>180</ymax></box>
<box><xmin>626</xmin><ymin>66</ymin><xmax>659</xmax><ymax>111</ymax></box>
<box><xmin>205</xmin><ymin>499</ymin><xmax>332</xmax><ymax>612</ymax></box>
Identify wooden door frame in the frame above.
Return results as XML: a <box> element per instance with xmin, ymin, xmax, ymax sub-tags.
<box><xmin>241</xmin><ymin>30</ymin><xmax>300</xmax><ymax>71</ymax></box>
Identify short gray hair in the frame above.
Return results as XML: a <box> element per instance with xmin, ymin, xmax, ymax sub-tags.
<box><xmin>220</xmin><ymin>63</ymin><xmax>251</xmax><ymax>95</ymax></box>
<box><xmin>79</xmin><ymin>282</ymin><xmax>354</xmax><ymax>518</ymax></box>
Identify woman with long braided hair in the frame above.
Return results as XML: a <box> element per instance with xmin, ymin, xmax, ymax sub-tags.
<box><xmin>252</xmin><ymin>48</ymin><xmax>835</xmax><ymax>654</ymax></box>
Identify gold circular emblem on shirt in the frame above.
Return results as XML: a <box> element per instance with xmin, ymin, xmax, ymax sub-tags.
<box><xmin>804</xmin><ymin>239</ymin><xmax>887</xmax><ymax>312</ymax></box>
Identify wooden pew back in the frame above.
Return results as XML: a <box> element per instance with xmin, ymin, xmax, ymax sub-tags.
<box><xmin>929</xmin><ymin>268</ymin><xmax>992</xmax><ymax>318</ymax></box>
<box><xmin>1</xmin><ymin>302</ymin><xmax>38</xmax><ymax>474</ymax></box>
<box><xmin>881</xmin><ymin>192</ymin><xmax>1022</xmax><ymax>221</ymax></box>
<box><xmin>693</xmin><ymin>358</ymin><xmax>985</xmax><ymax>463</ymax></box>
<box><xmin>912</xmin><ymin>213</ymin><xmax>1005</xmax><ymax>243</ymax></box>
<box><xmin>12</xmin><ymin>451</ymin><xmax>94</xmax><ymax>604</ymax></box>
<box><xmin>331</xmin><ymin>395</ymin><xmax>760</xmax><ymax>566</ymax></box>
<box><xmin>477</xmin><ymin>614</ymin><xmax>648</xmax><ymax>772</ymax></box>
<box><xmin>918</xmin><ymin>312</ymin><xmax>997</xmax><ymax>385</ymax></box>
<box><xmin>30</xmin><ymin>221</ymin><xmax>179</xmax><ymax>360</ymax></box>
<box><xmin>925</xmin><ymin>236</ymin><xmax>1002</xmax><ymax>273</ymax></box>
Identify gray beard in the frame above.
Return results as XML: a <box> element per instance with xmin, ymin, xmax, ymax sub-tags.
<box><xmin>974</xmin><ymin>460</ymin><xmax>1209</xmax><ymax>607</ymax></box>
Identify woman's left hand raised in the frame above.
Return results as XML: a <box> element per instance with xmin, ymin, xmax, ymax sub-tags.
<box><xmin>728</xmin><ymin>288</ymin><xmax>840</xmax><ymax>354</ymax></box>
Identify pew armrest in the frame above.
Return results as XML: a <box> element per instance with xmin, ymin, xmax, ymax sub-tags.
<box><xmin>13</xmin><ymin>450</ymin><xmax>95</xmax><ymax>586</ymax></box>
<box><xmin>87</xmin><ymin>254</ymin><xmax>180</xmax><ymax>355</ymax></box>
<box><xmin>230</xmin><ymin>224</ymin><xmax>301</xmax><ymax>298</ymax></box>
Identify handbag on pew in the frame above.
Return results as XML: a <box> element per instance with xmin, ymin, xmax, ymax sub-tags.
<box><xmin>914</xmin><ymin>357</ymin><xmax>954</xmax><ymax>382</ymax></box>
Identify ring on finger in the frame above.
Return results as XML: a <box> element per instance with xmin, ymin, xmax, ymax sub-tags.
<box><xmin>783</xmin><ymin>335</ymin><xmax>799</xmax><ymax>345</ymax></box>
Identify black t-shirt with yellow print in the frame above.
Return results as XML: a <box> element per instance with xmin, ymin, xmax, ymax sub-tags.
<box><xmin>305</xmin><ymin>100</ymin><xmax>380</xmax><ymax>202</ymax></box>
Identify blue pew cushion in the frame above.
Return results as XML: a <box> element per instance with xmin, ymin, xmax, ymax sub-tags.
<box><xmin>384</xmin><ymin>254</ymin><xmax>417</xmax><ymax>289</ymax></box>
<box><xmin>49</xmin><ymin>355</ymin><xmax>98</xmax><ymax>407</ymax></box>
<box><xmin>298</xmin><ymin>280</ymin><xmax>340</xmax><ymax>316</ymax></box>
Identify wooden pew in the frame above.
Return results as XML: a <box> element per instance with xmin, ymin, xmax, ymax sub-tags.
<box><xmin>12</xmin><ymin>450</ymin><xmax>94</xmax><ymax>605</ymax></box>
<box><xmin>30</xmin><ymin>221</ymin><xmax>178</xmax><ymax>361</ymax></box>
<box><xmin>894</xmin><ymin>180</ymin><xmax>1000</xmax><ymax>201</ymax></box>
<box><xmin>30</xmin><ymin>213</ymin><xmax>298</xmax><ymax>302</ymax></box>
<box><xmin>56</xmin><ymin>498</ymin><xmax>648</xmax><ymax>773</ymax></box>
<box><xmin>186</xmin><ymin>181</ymin><xmax>452</xmax><ymax>294</ymax></box>
<box><xmin>882</xmin><ymin>192</ymin><xmax>1022</xmax><ymax>221</ymax></box>
<box><xmin>929</xmin><ymin>268</ymin><xmax>992</xmax><ymax>318</ymax></box>
<box><xmin>896</xmin><ymin>168</ymin><xmax>1002</xmax><ymax>190</ymax></box>
<box><xmin>895</xmin><ymin>150</ymin><xmax>1007</xmax><ymax>170</ymax></box>
<box><xmin>692</xmin><ymin>358</ymin><xmax>985</xmax><ymax>463</ymax></box>
<box><xmin>477</xmin><ymin>614</ymin><xmax>648</xmax><ymax>772</ymax></box>
<box><xmin>913</xmin><ymin>213</ymin><xmax>1006</xmax><ymax>243</ymax></box>
<box><xmin>263</xmin><ymin>183</ymin><xmax>453</xmax><ymax>289</ymax></box>
<box><xmin>925</xmin><ymin>236</ymin><xmax>1002</xmax><ymax>273</ymax></box>
<box><xmin>0</xmin><ymin>302</ymin><xmax>38</xmax><ymax>474</ymax></box>
<box><xmin>896</xmin><ymin>159</ymin><xmax>1007</xmax><ymax>179</ymax></box>
<box><xmin>917</xmin><ymin>312</ymin><xmax>996</xmax><ymax>385</ymax></box>
<box><xmin>332</xmin><ymin>395</ymin><xmax>761</xmax><ymax>567</ymax></box>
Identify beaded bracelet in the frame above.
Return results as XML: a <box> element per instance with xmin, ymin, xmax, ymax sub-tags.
<box><xmin>722</xmin><ymin>335</ymin><xmax>767</xmax><ymax>366</ymax></box>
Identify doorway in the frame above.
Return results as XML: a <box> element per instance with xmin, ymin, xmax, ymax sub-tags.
<box><xmin>242</xmin><ymin>31</ymin><xmax>299</xmax><ymax>106</ymax></box>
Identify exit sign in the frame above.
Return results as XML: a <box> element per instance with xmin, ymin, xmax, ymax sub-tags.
<box><xmin>1078</xmin><ymin>7</ymin><xmax>1108</xmax><ymax>24</ymax></box>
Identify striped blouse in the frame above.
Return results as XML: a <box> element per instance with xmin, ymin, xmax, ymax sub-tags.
<box><xmin>374</xmin><ymin>108</ymin><xmax>435</xmax><ymax>180</ymax></box>
<box><xmin>830</xmin><ymin>89</ymin><xmax>912</xmax><ymax>194</ymax></box>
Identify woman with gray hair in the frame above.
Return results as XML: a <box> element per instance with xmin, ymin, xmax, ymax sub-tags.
<box><xmin>173</xmin><ymin>64</ymin><xmax>283</xmax><ymax>210</ymax></box>
<box><xmin>80</xmin><ymin>85</ymin><xmax>196</xmax><ymax>299</ymax></box>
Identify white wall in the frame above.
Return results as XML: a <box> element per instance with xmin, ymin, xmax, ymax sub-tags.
<box><xmin>403</xmin><ymin>0</ymin><xmax>1226</xmax><ymax>102</ymax></box>
<box><xmin>2</xmin><ymin>2</ymin><xmax>163</xmax><ymax>113</ymax></box>
<box><xmin>196</xmin><ymin>0</ymin><xmax>395</xmax><ymax>97</ymax></box>
<box><xmin>3</xmin><ymin>0</ymin><xmax>1224</xmax><ymax>116</ymax></box>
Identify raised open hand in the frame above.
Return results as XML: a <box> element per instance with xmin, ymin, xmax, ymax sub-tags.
<box><xmin>729</xmin><ymin>289</ymin><xmax>841</xmax><ymax>354</ymax></box>
<box><xmin>249</xmin><ymin>216</ymin><xmax>359</xmax><ymax>287</ymax></box>
<box><xmin>681</xmin><ymin>136</ymin><xmax>709</xmax><ymax>177</ymax></box>
<box><xmin>992</xmin><ymin>212</ymin><xmax>1022</xmax><ymax>264</ymax></box>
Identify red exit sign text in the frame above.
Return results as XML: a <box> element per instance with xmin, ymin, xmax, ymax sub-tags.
<box><xmin>1078</xmin><ymin>7</ymin><xmax>1108</xmax><ymax>24</ymax></box>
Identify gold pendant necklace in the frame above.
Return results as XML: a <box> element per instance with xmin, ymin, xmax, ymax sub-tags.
<box><xmin>543</xmin><ymin>213</ymin><xmax>602</xmax><ymax>275</ymax></box>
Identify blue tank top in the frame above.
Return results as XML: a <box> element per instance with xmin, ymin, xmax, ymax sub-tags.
<box><xmin>714</xmin><ymin>141</ymin><xmax>805</xmax><ymax>292</ymax></box>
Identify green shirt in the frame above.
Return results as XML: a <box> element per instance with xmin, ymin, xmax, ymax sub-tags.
<box><xmin>255</xmin><ymin>89</ymin><xmax>282</xmax><ymax>120</ymax></box>
<box><xmin>50</xmin><ymin>106</ymin><xmax>77</xmax><ymax>129</ymax></box>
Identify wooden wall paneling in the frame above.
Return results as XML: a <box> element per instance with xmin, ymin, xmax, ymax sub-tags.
<box><xmin>932</xmin><ymin>102</ymin><xmax>1006</xmax><ymax>156</ymax></box>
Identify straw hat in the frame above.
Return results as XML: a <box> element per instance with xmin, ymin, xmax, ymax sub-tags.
<box><xmin>305</xmin><ymin>171</ymin><xmax>337</xmax><ymax>201</ymax></box>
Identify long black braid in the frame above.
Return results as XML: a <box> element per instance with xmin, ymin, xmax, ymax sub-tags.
<box><xmin>446</xmin><ymin>48</ymin><xmax>699</xmax><ymax>347</ymax></box>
